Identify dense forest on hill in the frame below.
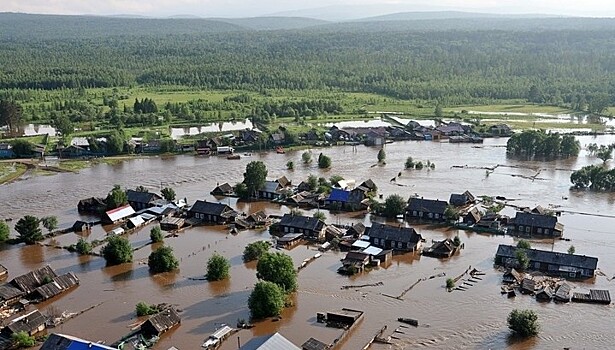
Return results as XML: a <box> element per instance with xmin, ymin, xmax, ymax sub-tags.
<box><xmin>0</xmin><ymin>14</ymin><xmax>614</xmax><ymax>107</ymax></box>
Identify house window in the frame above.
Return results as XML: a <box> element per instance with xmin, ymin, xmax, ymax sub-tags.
<box><xmin>537</xmin><ymin>228</ymin><xmax>542</xmax><ymax>234</ymax></box>
<box><xmin>397</xmin><ymin>242</ymin><xmax>403</xmax><ymax>249</ymax></box>
<box><xmin>285</xmin><ymin>227</ymin><xmax>289</xmax><ymax>233</ymax></box>
<box><xmin>545</xmin><ymin>229</ymin><xmax>549</xmax><ymax>235</ymax></box>
<box><xmin>374</xmin><ymin>238</ymin><xmax>379</xmax><ymax>245</ymax></box>
<box><xmin>526</xmin><ymin>226</ymin><xmax>530</xmax><ymax>233</ymax></box>
<box><xmin>413</xmin><ymin>211</ymin><xmax>418</xmax><ymax>216</ymax></box>
<box><xmin>428</xmin><ymin>213</ymin><xmax>433</xmax><ymax>218</ymax></box>
<box><xmin>518</xmin><ymin>225</ymin><xmax>523</xmax><ymax>231</ymax></box>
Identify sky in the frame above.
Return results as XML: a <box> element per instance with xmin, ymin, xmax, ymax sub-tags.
<box><xmin>2</xmin><ymin>0</ymin><xmax>615</xmax><ymax>19</ymax></box>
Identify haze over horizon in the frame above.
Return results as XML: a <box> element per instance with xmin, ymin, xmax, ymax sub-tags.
<box><xmin>2</xmin><ymin>0</ymin><xmax>615</xmax><ymax>20</ymax></box>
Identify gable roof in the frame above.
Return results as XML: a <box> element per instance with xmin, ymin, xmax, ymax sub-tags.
<box><xmin>349</xmin><ymin>222</ymin><xmax>366</xmax><ymax>236</ymax></box>
<box><xmin>327</xmin><ymin>188</ymin><xmax>350</xmax><ymax>202</ymax></box>
<box><xmin>248</xmin><ymin>210</ymin><xmax>268</xmax><ymax>223</ymax></box>
<box><xmin>0</xmin><ymin>284</ymin><xmax>25</xmax><ymax>302</ymax></box>
<box><xmin>126</xmin><ymin>190</ymin><xmax>161</xmax><ymax>204</ymax></box>
<box><xmin>276</xmin><ymin>176</ymin><xmax>291</xmax><ymax>188</ymax></box>
<box><xmin>359</xmin><ymin>179</ymin><xmax>376</xmax><ymax>191</ymax></box>
<box><xmin>301</xmin><ymin>338</ymin><xmax>328</xmax><ymax>350</ymax></box>
<box><xmin>33</xmin><ymin>272</ymin><xmax>79</xmax><ymax>300</ymax></box>
<box><xmin>6</xmin><ymin>310</ymin><xmax>46</xmax><ymax>334</ymax></box>
<box><xmin>279</xmin><ymin>214</ymin><xmax>325</xmax><ymax>232</ymax></box>
<box><xmin>212</xmin><ymin>183</ymin><xmax>233</xmax><ymax>194</ymax></box>
<box><xmin>104</xmin><ymin>205</ymin><xmax>136</xmax><ymax>223</ymax></box>
<box><xmin>11</xmin><ymin>265</ymin><xmax>58</xmax><ymax>294</ymax></box>
<box><xmin>426</xmin><ymin>239</ymin><xmax>456</xmax><ymax>253</ymax></box>
<box><xmin>496</xmin><ymin>245</ymin><xmax>598</xmax><ymax>270</ymax></box>
<box><xmin>40</xmin><ymin>333</ymin><xmax>118</xmax><ymax>350</ymax></box>
<box><xmin>407</xmin><ymin>198</ymin><xmax>448</xmax><ymax>215</ymax></box>
<box><xmin>239</xmin><ymin>332</ymin><xmax>300</xmax><ymax>350</ymax></box>
<box><xmin>366</xmin><ymin>223</ymin><xmax>422</xmax><ymax>244</ymax></box>
<box><xmin>141</xmin><ymin>308</ymin><xmax>181</xmax><ymax>333</ymax></box>
<box><xmin>189</xmin><ymin>200</ymin><xmax>234</xmax><ymax>217</ymax></box>
<box><xmin>513</xmin><ymin>212</ymin><xmax>560</xmax><ymax>229</ymax></box>
<box><xmin>260</xmin><ymin>180</ymin><xmax>282</xmax><ymax>193</ymax></box>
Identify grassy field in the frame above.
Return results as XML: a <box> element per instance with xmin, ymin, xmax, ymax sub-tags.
<box><xmin>447</xmin><ymin>104</ymin><xmax>573</xmax><ymax>114</ymax></box>
<box><xmin>0</xmin><ymin>163</ymin><xmax>28</xmax><ymax>184</ymax></box>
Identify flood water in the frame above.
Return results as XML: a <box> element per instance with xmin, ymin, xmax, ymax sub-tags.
<box><xmin>2</xmin><ymin>136</ymin><xmax>615</xmax><ymax>349</ymax></box>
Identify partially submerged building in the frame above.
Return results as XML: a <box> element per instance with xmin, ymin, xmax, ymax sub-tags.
<box><xmin>102</xmin><ymin>205</ymin><xmax>136</xmax><ymax>224</ymax></box>
<box><xmin>277</xmin><ymin>214</ymin><xmax>326</xmax><ymax>241</ymax></box>
<box><xmin>509</xmin><ymin>212</ymin><xmax>563</xmax><ymax>237</ymax></box>
<box><xmin>188</xmin><ymin>200</ymin><xmax>237</xmax><ymax>224</ymax></box>
<box><xmin>239</xmin><ymin>332</ymin><xmax>300</xmax><ymax>350</ymax></box>
<box><xmin>406</xmin><ymin>198</ymin><xmax>448</xmax><ymax>222</ymax></box>
<box><xmin>494</xmin><ymin>245</ymin><xmax>598</xmax><ymax>279</ymax></box>
<box><xmin>366</xmin><ymin>223</ymin><xmax>422</xmax><ymax>252</ymax></box>
<box><xmin>40</xmin><ymin>333</ymin><xmax>118</xmax><ymax>350</ymax></box>
<box><xmin>140</xmin><ymin>308</ymin><xmax>181</xmax><ymax>337</ymax></box>
<box><xmin>1</xmin><ymin>310</ymin><xmax>47</xmax><ymax>337</ymax></box>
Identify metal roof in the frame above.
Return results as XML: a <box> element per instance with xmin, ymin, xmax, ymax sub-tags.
<box><xmin>327</xmin><ymin>188</ymin><xmax>350</xmax><ymax>202</ymax></box>
<box><xmin>362</xmin><ymin>246</ymin><xmax>383</xmax><ymax>256</ymax></box>
<box><xmin>239</xmin><ymin>332</ymin><xmax>300</xmax><ymax>350</ymax></box>
<box><xmin>40</xmin><ymin>333</ymin><xmax>118</xmax><ymax>350</ymax></box>
<box><xmin>513</xmin><ymin>212</ymin><xmax>560</xmax><ymax>230</ymax></box>
<box><xmin>351</xmin><ymin>240</ymin><xmax>370</xmax><ymax>249</ymax></box>
<box><xmin>128</xmin><ymin>216</ymin><xmax>145</xmax><ymax>228</ymax></box>
<box><xmin>105</xmin><ymin>205</ymin><xmax>135</xmax><ymax>223</ymax></box>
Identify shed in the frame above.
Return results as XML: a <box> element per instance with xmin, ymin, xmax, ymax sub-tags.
<box><xmin>202</xmin><ymin>325</ymin><xmax>233</xmax><ymax>349</ymax></box>
<box><xmin>351</xmin><ymin>240</ymin><xmax>370</xmax><ymax>250</ymax></box>
<box><xmin>520</xmin><ymin>278</ymin><xmax>535</xmax><ymax>294</ymax></box>
<box><xmin>160</xmin><ymin>217</ymin><xmax>185</xmax><ymax>231</ymax></box>
<box><xmin>140</xmin><ymin>308</ymin><xmax>181</xmax><ymax>337</ymax></box>
<box><xmin>3</xmin><ymin>310</ymin><xmax>47</xmax><ymax>336</ymax></box>
<box><xmin>554</xmin><ymin>282</ymin><xmax>571</xmax><ymax>302</ymax></box>
<box><xmin>103</xmin><ymin>205</ymin><xmax>136</xmax><ymax>224</ymax></box>
<box><xmin>0</xmin><ymin>284</ymin><xmax>25</xmax><ymax>308</ymax></box>
<box><xmin>127</xmin><ymin>216</ymin><xmax>145</xmax><ymax>229</ymax></box>
<box><xmin>276</xmin><ymin>233</ymin><xmax>303</xmax><ymax>249</ymax></box>
<box><xmin>325</xmin><ymin>308</ymin><xmax>364</xmax><ymax>328</ymax></box>
<box><xmin>536</xmin><ymin>286</ymin><xmax>553</xmax><ymax>301</ymax></box>
<box><xmin>211</xmin><ymin>183</ymin><xmax>234</xmax><ymax>196</ymax></box>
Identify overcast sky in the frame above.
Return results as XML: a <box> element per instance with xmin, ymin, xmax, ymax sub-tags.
<box><xmin>2</xmin><ymin>0</ymin><xmax>615</xmax><ymax>18</ymax></box>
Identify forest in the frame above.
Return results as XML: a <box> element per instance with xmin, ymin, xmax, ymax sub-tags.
<box><xmin>0</xmin><ymin>13</ymin><xmax>614</xmax><ymax>109</ymax></box>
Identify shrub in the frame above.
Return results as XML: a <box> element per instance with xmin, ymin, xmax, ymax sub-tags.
<box><xmin>517</xmin><ymin>239</ymin><xmax>531</xmax><ymax>249</ymax></box>
<box><xmin>148</xmin><ymin>245</ymin><xmax>179</xmax><ymax>273</ymax></box>
<box><xmin>446</xmin><ymin>278</ymin><xmax>455</xmax><ymax>289</ymax></box>
<box><xmin>135</xmin><ymin>301</ymin><xmax>159</xmax><ymax>316</ymax></box>
<box><xmin>243</xmin><ymin>241</ymin><xmax>271</xmax><ymax>263</ymax></box>
<box><xmin>507</xmin><ymin>309</ymin><xmax>540</xmax><ymax>337</ymax></box>
<box><xmin>12</xmin><ymin>331</ymin><xmax>36</xmax><ymax>348</ymax></box>
<box><xmin>75</xmin><ymin>238</ymin><xmax>92</xmax><ymax>255</ymax></box>
<box><xmin>150</xmin><ymin>226</ymin><xmax>164</xmax><ymax>243</ymax></box>
<box><xmin>207</xmin><ymin>253</ymin><xmax>230</xmax><ymax>281</ymax></box>
<box><xmin>248</xmin><ymin>281</ymin><xmax>285</xmax><ymax>319</ymax></box>
<box><xmin>101</xmin><ymin>236</ymin><xmax>133</xmax><ymax>265</ymax></box>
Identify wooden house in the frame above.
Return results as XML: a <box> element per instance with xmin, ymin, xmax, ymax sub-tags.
<box><xmin>258</xmin><ymin>181</ymin><xmax>283</xmax><ymax>200</ymax></box>
<box><xmin>520</xmin><ymin>278</ymin><xmax>536</xmax><ymax>294</ymax></box>
<box><xmin>510</xmin><ymin>212</ymin><xmax>563</xmax><ymax>237</ymax></box>
<box><xmin>140</xmin><ymin>308</ymin><xmax>181</xmax><ymax>337</ymax></box>
<box><xmin>571</xmin><ymin>289</ymin><xmax>611</xmax><ymax>304</ymax></box>
<box><xmin>536</xmin><ymin>286</ymin><xmax>553</xmax><ymax>301</ymax></box>
<box><xmin>323</xmin><ymin>309</ymin><xmax>364</xmax><ymax>328</ymax></box>
<box><xmin>366</xmin><ymin>223</ymin><xmax>422</xmax><ymax>252</ymax></box>
<box><xmin>77</xmin><ymin>197</ymin><xmax>106</xmax><ymax>213</ymax></box>
<box><xmin>554</xmin><ymin>282</ymin><xmax>571</xmax><ymax>302</ymax></box>
<box><xmin>339</xmin><ymin>252</ymin><xmax>369</xmax><ymax>274</ymax></box>
<box><xmin>301</xmin><ymin>338</ymin><xmax>328</xmax><ymax>350</ymax></box>
<box><xmin>406</xmin><ymin>198</ymin><xmax>448</xmax><ymax>222</ymax></box>
<box><xmin>246</xmin><ymin>211</ymin><xmax>269</xmax><ymax>227</ymax></box>
<box><xmin>463</xmin><ymin>208</ymin><xmax>482</xmax><ymax>225</ymax></box>
<box><xmin>277</xmin><ymin>214</ymin><xmax>326</xmax><ymax>241</ymax></box>
<box><xmin>449</xmin><ymin>191</ymin><xmax>475</xmax><ymax>207</ymax></box>
<box><xmin>102</xmin><ymin>205</ymin><xmax>136</xmax><ymax>224</ymax></box>
<box><xmin>189</xmin><ymin>200</ymin><xmax>237</xmax><ymax>224</ymax></box>
<box><xmin>502</xmin><ymin>268</ymin><xmax>524</xmax><ymax>285</ymax></box>
<box><xmin>324</xmin><ymin>188</ymin><xmax>366</xmax><ymax>211</ymax></box>
<box><xmin>276</xmin><ymin>233</ymin><xmax>304</xmax><ymax>249</ymax></box>
<box><xmin>126</xmin><ymin>190</ymin><xmax>162</xmax><ymax>210</ymax></box>
<box><xmin>0</xmin><ymin>264</ymin><xmax>7</xmax><ymax>281</ymax></box>
<box><xmin>31</xmin><ymin>272</ymin><xmax>80</xmax><ymax>302</ymax></box>
<box><xmin>422</xmin><ymin>238</ymin><xmax>459</xmax><ymax>258</ymax></box>
<box><xmin>2</xmin><ymin>310</ymin><xmax>47</xmax><ymax>337</ymax></box>
<box><xmin>489</xmin><ymin>124</ymin><xmax>512</xmax><ymax>136</ymax></box>
<box><xmin>347</xmin><ymin>222</ymin><xmax>366</xmax><ymax>237</ymax></box>
<box><xmin>494</xmin><ymin>244</ymin><xmax>598</xmax><ymax>279</ymax></box>
<box><xmin>365</xmin><ymin>129</ymin><xmax>387</xmax><ymax>146</ymax></box>
<box><xmin>0</xmin><ymin>284</ymin><xmax>25</xmax><ymax>309</ymax></box>
<box><xmin>11</xmin><ymin>265</ymin><xmax>58</xmax><ymax>294</ymax></box>
<box><xmin>211</xmin><ymin>183</ymin><xmax>234</xmax><ymax>196</ymax></box>
<box><xmin>40</xmin><ymin>333</ymin><xmax>118</xmax><ymax>350</ymax></box>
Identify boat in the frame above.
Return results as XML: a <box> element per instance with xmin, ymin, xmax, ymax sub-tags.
<box><xmin>227</xmin><ymin>154</ymin><xmax>241</xmax><ymax>160</ymax></box>
<box><xmin>275</xmin><ymin>146</ymin><xmax>285</xmax><ymax>154</ymax></box>
<box><xmin>397</xmin><ymin>318</ymin><xmax>419</xmax><ymax>327</ymax></box>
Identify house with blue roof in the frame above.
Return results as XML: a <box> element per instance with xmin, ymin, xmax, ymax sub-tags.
<box><xmin>325</xmin><ymin>188</ymin><xmax>368</xmax><ymax>211</ymax></box>
<box><xmin>40</xmin><ymin>333</ymin><xmax>118</xmax><ymax>350</ymax></box>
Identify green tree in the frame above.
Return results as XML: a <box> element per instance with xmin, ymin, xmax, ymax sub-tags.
<box><xmin>596</xmin><ymin>145</ymin><xmax>613</xmax><ymax>164</ymax></box>
<box><xmin>102</xmin><ymin>236</ymin><xmax>133</xmax><ymax>265</ymax></box>
<box><xmin>243</xmin><ymin>161</ymin><xmax>268</xmax><ymax>198</ymax></box>
<box><xmin>415</xmin><ymin>161</ymin><xmax>424</xmax><ymax>170</ymax></box>
<box><xmin>318</xmin><ymin>153</ymin><xmax>331</xmax><ymax>169</ymax></box>
<box><xmin>234</xmin><ymin>182</ymin><xmax>249</xmax><ymax>199</ymax></box>
<box><xmin>286</xmin><ymin>160</ymin><xmax>294</xmax><ymax>170</ymax></box>
<box><xmin>515</xmin><ymin>250</ymin><xmax>530</xmax><ymax>270</ymax></box>
<box><xmin>405</xmin><ymin>156</ymin><xmax>415</xmax><ymax>169</ymax></box>
<box><xmin>377</xmin><ymin>148</ymin><xmax>386</xmax><ymax>163</ymax></box>
<box><xmin>11</xmin><ymin>331</ymin><xmax>35</xmax><ymax>348</ymax></box>
<box><xmin>248</xmin><ymin>281</ymin><xmax>285</xmax><ymax>319</ymax></box>
<box><xmin>207</xmin><ymin>253</ymin><xmax>230</xmax><ymax>281</ymax></box>
<box><xmin>106</xmin><ymin>184</ymin><xmax>128</xmax><ymax>210</ymax></box>
<box><xmin>148</xmin><ymin>245</ymin><xmax>179</xmax><ymax>273</ymax></box>
<box><xmin>14</xmin><ymin>215</ymin><xmax>43</xmax><ymax>244</ymax></box>
<box><xmin>0</xmin><ymin>100</ymin><xmax>23</xmax><ymax>135</ymax></box>
<box><xmin>444</xmin><ymin>206</ymin><xmax>460</xmax><ymax>222</ymax></box>
<box><xmin>243</xmin><ymin>241</ymin><xmax>271</xmax><ymax>262</ymax></box>
<box><xmin>507</xmin><ymin>309</ymin><xmax>540</xmax><ymax>337</ymax></box>
<box><xmin>75</xmin><ymin>238</ymin><xmax>92</xmax><ymax>255</ymax></box>
<box><xmin>161</xmin><ymin>187</ymin><xmax>176</xmax><ymax>201</ymax></box>
<box><xmin>135</xmin><ymin>185</ymin><xmax>148</xmax><ymax>192</ymax></box>
<box><xmin>434</xmin><ymin>103</ymin><xmax>443</xmax><ymax>118</ymax></box>
<box><xmin>380</xmin><ymin>194</ymin><xmax>406</xmax><ymax>218</ymax></box>
<box><xmin>302</xmin><ymin>151</ymin><xmax>312</xmax><ymax>164</ymax></box>
<box><xmin>135</xmin><ymin>301</ymin><xmax>159</xmax><ymax>316</ymax></box>
<box><xmin>307</xmin><ymin>174</ymin><xmax>318</xmax><ymax>191</ymax></box>
<box><xmin>52</xmin><ymin>113</ymin><xmax>74</xmax><ymax>137</ymax></box>
<box><xmin>453</xmin><ymin>235</ymin><xmax>461</xmax><ymax>247</ymax></box>
<box><xmin>257</xmin><ymin>252</ymin><xmax>297</xmax><ymax>293</ymax></box>
<box><xmin>588</xmin><ymin>93</ymin><xmax>610</xmax><ymax>115</ymax></box>
<box><xmin>0</xmin><ymin>220</ymin><xmax>9</xmax><ymax>242</ymax></box>
<box><xmin>40</xmin><ymin>216</ymin><xmax>58</xmax><ymax>233</ymax></box>
<box><xmin>107</xmin><ymin>130</ymin><xmax>126</xmax><ymax>155</ymax></box>
<box><xmin>313</xmin><ymin>211</ymin><xmax>326</xmax><ymax>221</ymax></box>
<box><xmin>527</xmin><ymin>85</ymin><xmax>543</xmax><ymax>103</ymax></box>
<box><xmin>568</xmin><ymin>245</ymin><xmax>576</xmax><ymax>254</ymax></box>
<box><xmin>150</xmin><ymin>226</ymin><xmax>164</xmax><ymax>243</ymax></box>
<box><xmin>11</xmin><ymin>139</ymin><xmax>33</xmax><ymax>158</ymax></box>
<box><xmin>446</xmin><ymin>278</ymin><xmax>455</xmax><ymax>290</ymax></box>
<box><xmin>517</xmin><ymin>239</ymin><xmax>531</xmax><ymax>250</ymax></box>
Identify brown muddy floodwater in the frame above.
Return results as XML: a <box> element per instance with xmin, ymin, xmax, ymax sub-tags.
<box><xmin>2</xmin><ymin>136</ymin><xmax>615</xmax><ymax>349</ymax></box>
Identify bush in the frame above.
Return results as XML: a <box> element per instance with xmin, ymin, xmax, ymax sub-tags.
<box><xmin>243</xmin><ymin>241</ymin><xmax>271</xmax><ymax>263</ymax></box>
<box><xmin>405</xmin><ymin>157</ymin><xmax>415</xmax><ymax>169</ymax></box>
<box><xmin>446</xmin><ymin>278</ymin><xmax>455</xmax><ymax>289</ymax></box>
<box><xmin>135</xmin><ymin>301</ymin><xmax>159</xmax><ymax>316</ymax></box>
<box><xmin>248</xmin><ymin>281</ymin><xmax>285</xmax><ymax>319</ymax></box>
<box><xmin>380</xmin><ymin>194</ymin><xmax>406</xmax><ymax>218</ymax></box>
<box><xmin>568</xmin><ymin>245</ymin><xmax>575</xmax><ymax>254</ymax></box>
<box><xmin>377</xmin><ymin>148</ymin><xmax>386</xmax><ymax>163</ymax></box>
<box><xmin>207</xmin><ymin>253</ymin><xmax>230</xmax><ymax>281</ymax></box>
<box><xmin>75</xmin><ymin>238</ymin><xmax>92</xmax><ymax>255</ymax></box>
<box><xmin>148</xmin><ymin>245</ymin><xmax>179</xmax><ymax>273</ymax></box>
<box><xmin>40</xmin><ymin>216</ymin><xmax>58</xmax><ymax>233</ymax></box>
<box><xmin>150</xmin><ymin>226</ymin><xmax>164</xmax><ymax>243</ymax></box>
<box><xmin>515</xmin><ymin>250</ymin><xmax>530</xmax><ymax>270</ymax></box>
<box><xmin>507</xmin><ymin>309</ymin><xmax>540</xmax><ymax>337</ymax></box>
<box><xmin>318</xmin><ymin>153</ymin><xmax>331</xmax><ymax>168</ymax></box>
<box><xmin>256</xmin><ymin>252</ymin><xmax>297</xmax><ymax>293</ymax></box>
<box><xmin>12</xmin><ymin>331</ymin><xmax>36</xmax><ymax>348</ymax></box>
<box><xmin>302</xmin><ymin>151</ymin><xmax>312</xmax><ymax>164</ymax></box>
<box><xmin>313</xmin><ymin>211</ymin><xmax>326</xmax><ymax>221</ymax></box>
<box><xmin>0</xmin><ymin>221</ymin><xmax>9</xmax><ymax>242</ymax></box>
<box><xmin>286</xmin><ymin>161</ymin><xmax>294</xmax><ymax>170</ymax></box>
<box><xmin>101</xmin><ymin>236</ymin><xmax>133</xmax><ymax>265</ymax></box>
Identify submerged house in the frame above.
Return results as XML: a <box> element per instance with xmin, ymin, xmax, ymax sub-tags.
<box><xmin>211</xmin><ymin>183</ymin><xmax>234</xmax><ymax>196</ymax></box>
<box><xmin>449</xmin><ymin>191</ymin><xmax>475</xmax><ymax>207</ymax></box>
<box><xmin>277</xmin><ymin>214</ymin><xmax>326</xmax><ymax>241</ymax></box>
<box><xmin>0</xmin><ymin>284</ymin><xmax>25</xmax><ymax>309</ymax></box>
<box><xmin>406</xmin><ymin>198</ymin><xmax>448</xmax><ymax>222</ymax></box>
<box><xmin>324</xmin><ymin>188</ymin><xmax>367</xmax><ymax>211</ymax></box>
<box><xmin>126</xmin><ymin>190</ymin><xmax>162</xmax><ymax>210</ymax></box>
<box><xmin>11</xmin><ymin>265</ymin><xmax>58</xmax><ymax>295</ymax></box>
<box><xmin>494</xmin><ymin>244</ymin><xmax>598</xmax><ymax>279</ymax></box>
<box><xmin>509</xmin><ymin>212</ymin><xmax>564</xmax><ymax>237</ymax></box>
<box><xmin>189</xmin><ymin>200</ymin><xmax>237</xmax><ymax>224</ymax></box>
<box><xmin>140</xmin><ymin>308</ymin><xmax>181</xmax><ymax>337</ymax></box>
<box><xmin>1</xmin><ymin>310</ymin><xmax>47</xmax><ymax>337</ymax></box>
<box><xmin>31</xmin><ymin>272</ymin><xmax>79</xmax><ymax>301</ymax></box>
<box><xmin>40</xmin><ymin>333</ymin><xmax>118</xmax><ymax>350</ymax></box>
<box><xmin>77</xmin><ymin>197</ymin><xmax>106</xmax><ymax>214</ymax></box>
<box><xmin>422</xmin><ymin>238</ymin><xmax>459</xmax><ymax>258</ymax></box>
<box><xmin>258</xmin><ymin>181</ymin><xmax>283</xmax><ymax>200</ymax></box>
<box><xmin>239</xmin><ymin>332</ymin><xmax>300</xmax><ymax>350</ymax></box>
<box><xmin>366</xmin><ymin>223</ymin><xmax>423</xmax><ymax>252</ymax></box>
<box><xmin>102</xmin><ymin>205</ymin><xmax>136</xmax><ymax>224</ymax></box>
